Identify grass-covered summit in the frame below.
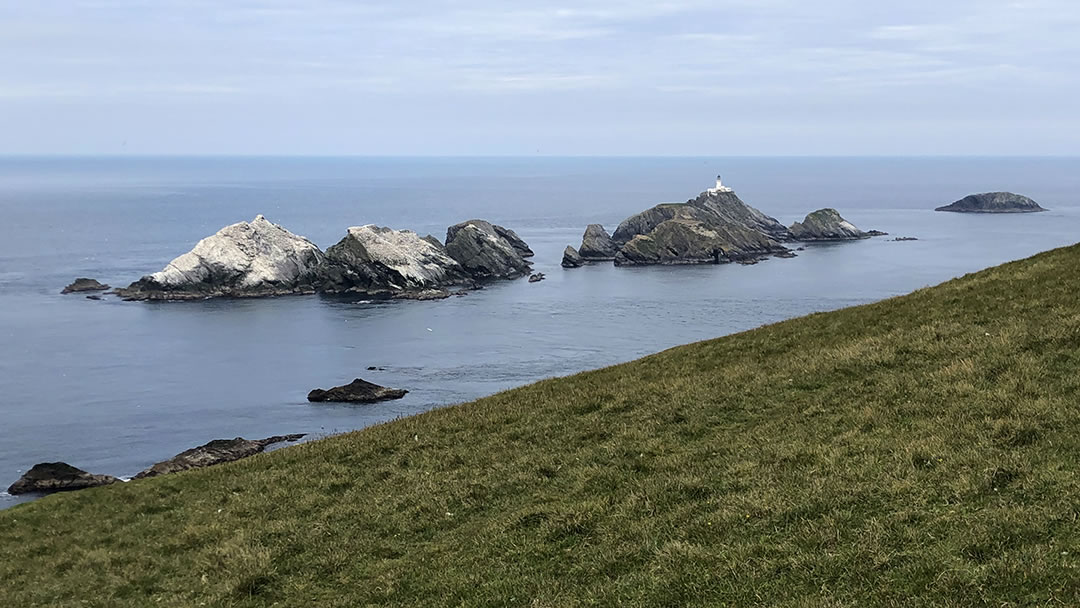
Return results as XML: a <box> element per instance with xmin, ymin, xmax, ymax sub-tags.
<box><xmin>5</xmin><ymin>244</ymin><xmax>1080</xmax><ymax>606</ymax></box>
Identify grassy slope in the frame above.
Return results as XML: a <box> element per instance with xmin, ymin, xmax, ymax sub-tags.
<box><xmin>4</xmin><ymin>245</ymin><xmax>1080</xmax><ymax>607</ymax></box>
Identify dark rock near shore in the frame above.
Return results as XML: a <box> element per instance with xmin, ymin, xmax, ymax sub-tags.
<box><xmin>7</xmin><ymin>462</ymin><xmax>120</xmax><ymax>495</ymax></box>
<box><xmin>528</xmin><ymin>272</ymin><xmax>546</xmax><ymax>283</ymax></box>
<box><xmin>562</xmin><ymin>245</ymin><xmax>584</xmax><ymax>268</ymax></box>
<box><xmin>935</xmin><ymin>192</ymin><xmax>1046</xmax><ymax>213</ymax></box>
<box><xmin>133</xmin><ymin>434</ymin><xmax>305</xmax><ymax>479</ymax></box>
<box><xmin>579</xmin><ymin>224</ymin><xmax>619</xmax><ymax>260</ymax></box>
<box><xmin>307</xmin><ymin>378</ymin><xmax>408</xmax><ymax>403</ymax></box>
<box><xmin>61</xmin><ymin>278</ymin><xmax>110</xmax><ymax>294</ymax></box>
<box><xmin>789</xmin><ymin>208</ymin><xmax>869</xmax><ymax>241</ymax></box>
<box><xmin>444</xmin><ymin>220</ymin><xmax>532</xmax><ymax>280</ymax></box>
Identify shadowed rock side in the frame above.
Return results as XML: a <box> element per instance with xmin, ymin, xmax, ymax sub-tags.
<box><xmin>578</xmin><ymin>224</ymin><xmax>619</xmax><ymax>260</ymax></box>
<box><xmin>491</xmin><ymin>225</ymin><xmax>534</xmax><ymax>258</ymax></box>
<box><xmin>562</xmin><ymin>245</ymin><xmax>584</xmax><ymax>268</ymax></box>
<box><xmin>7</xmin><ymin>462</ymin><xmax>120</xmax><ymax>495</ymax></box>
<box><xmin>789</xmin><ymin>208</ymin><xmax>869</xmax><ymax>241</ymax></box>
<box><xmin>319</xmin><ymin>225</ymin><xmax>470</xmax><ymax>295</ymax></box>
<box><xmin>935</xmin><ymin>192</ymin><xmax>1046</xmax><ymax>213</ymax></box>
<box><xmin>133</xmin><ymin>434</ymin><xmax>306</xmax><ymax>479</ymax></box>
<box><xmin>307</xmin><ymin>378</ymin><xmax>408</xmax><ymax>403</ymax></box>
<box><xmin>115</xmin><ymin>215</ymin><xmax>325</xmax><ymax>300</ymax></box>
<box><xmin>61</xmin><ymin>278</ymin><xmax>109</xmax><ymax>294</ymax></box>
<box><xmin>445</xmin><ymin>220</ymin><xmax>532</xmax><ymax>280</ymax></box>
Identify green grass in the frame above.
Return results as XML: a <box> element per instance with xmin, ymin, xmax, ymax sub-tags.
<box><xmin>5</xmin><ymin>244</ymin><xmax>1080</xmax><ymax>606</ymax></box>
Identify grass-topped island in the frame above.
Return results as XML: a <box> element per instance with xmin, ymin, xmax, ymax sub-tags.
<box><xmin>4</xmin><ymin>244</ymin><xmax>1080</xmax><ymax>606</ymax></box>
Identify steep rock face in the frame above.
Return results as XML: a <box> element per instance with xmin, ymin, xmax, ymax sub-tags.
<box><xmin>493</xmin><ymin>225</ymin><xmax>534</xmax><ymax>258</ymax></box>
<box><xmin>614</xmin><ymin>219</ymin><xmax>786</xmax><ymax>266</ymax></box>
<box><xmin>445</xmin><ymin>220</ymin><xmax>532</xmax><ymax>280</ymax></box>
<box><xmin>935</xmin><ymin>192</ymin><xmax>1046</xmax><ymax>213</ymax></box>
<box><xmin>562</xmin><ymin>245</ymin><xmax>584</xmax><ymax>268</ymax></box>
<box><xmin>578</xmin><ymin>224</ymin><xmax>619</xmax><ymax>260</ymax></box>
<box><xmin>307</xmin><ymin>378</ymin><xmax>408</xmax><ymax>403</ymax></box>
<box><xmin>611</xmin><ymin>204</ymin><xmax>701</xmax><ymax>244</ymax></box>
<box><xmin>134</xmin><ymin>435</ymin><xmax>305</xmax><ymax>479</ymax></box>
<box><xmin>789</xmin><ymin>209</ymin><xmax>868</xmax><ymax>241</ymax></box>
<box><xmin>116</xmin><ymin>215</ymin><xmax>325</xmax><ymax>300</ymax></box>
<box><xmin>689</xmin><ymin>190</ymin><xmax>792</xmax><ymax>242</ymax></box>
<box><xmin>7</xmin><ymin>462</ymin><xmax>119</xmax><ymax>495</ymax></box>
<box><xmin>320</xmin><ymin>225</ymin><xmax>470</xmax><ymax>294</ymax></box>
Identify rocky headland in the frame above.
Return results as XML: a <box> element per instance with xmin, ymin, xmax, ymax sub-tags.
<box><xmin>935</xmin><ymin>192</ymin><xmax>1046</xmax><ymax>213</ymax></box>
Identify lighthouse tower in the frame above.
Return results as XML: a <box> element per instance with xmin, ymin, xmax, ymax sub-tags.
<box><xmin>708</xmin><ymin>175</ymin><xmax>733</xmax><ymax>194</ymax></box>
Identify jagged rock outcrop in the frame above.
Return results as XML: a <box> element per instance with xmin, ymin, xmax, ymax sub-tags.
<box><xmin>7</xmin><ymin>462</ymin><xmax>119</xmax><ymax>495</ymax></box>
<box><xmin>608</xmin><ymin>186</ymin><xmax>791</xmax><ymax>267</ymax></box>
<box><xmin>562</xmin><ymin>245</ymin><xmax>584</xmax><ymax>268</ymax></box>
<box><xmin>116</xmin><ymin>215</ymin><xmax>325</xmax><ymax>300</ymax></box>
<box><xmin>61</xmin><ymin>278</ymin><xmax>109</xmax><ymax>294</ymax></box>
<box><xmin>935</xmin><ymin>192</ymin><xmax>1046</xmax><ymax>213</ymax></box>
<box><xmin>615</xmin><ymin>218</ymin><xmax>786</xmax><ymax>266</ymax></box>
<box><xmin>789</xmin><ymin>209</ymin><xmax>869</xmax><ymax>241</ymax></box>
<box><xmin>579</xmin><ymin>224</ymin><xmax>618</xmax><ymax>260</ymax></box>
<box><xmin>444</xmin><ymin>220</ymin><xmax>532</xmax><ymax>280</ymax></box>
<box><xmin>133</xmin><ymin>434</ymin><xmax>305</xmax><ymax>479</ymax></box>
<box><xmin>307</xmin><ymin>378</ymin><xmax>408</xmax><ymax>403</ymax></box>
<box><xmin>319</xmin><ymin>225</ymin><xmax>470</xmax><ymax>295</ymax></box>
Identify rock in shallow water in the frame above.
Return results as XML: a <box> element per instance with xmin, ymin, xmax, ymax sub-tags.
<box><xmin>307</xmin><ymin>378</ymin><xmax>408</xmax><ymax>403</ymax></box>
<box><xmin>133</xmin><ymin>434</ymin><xmax>306</xmax><ymax>479</ymax></box>
<box><xmin>789</xmin><ymin>208</ymin><xmax>868</xmax><ymax>241</ymax></box>
<box><xmin>61</xmin><ymin>278</ymin><xmax>109</xmax><ymax>294</ymax></box>
<box><xmin>7</xmin><ymin>462</ymin><xmax>119</xmax><ymax>495</ymax></box>
<box><xmin>116</xmin><ymin>215</ymin><xmax>325</xmax><ymax>300</ymax></box>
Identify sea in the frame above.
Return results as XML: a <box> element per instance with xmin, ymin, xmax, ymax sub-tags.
<box><xmin>2</xmin><ymin>156</ymin><xmax>1078</xmax><ymax>508</ymax></box>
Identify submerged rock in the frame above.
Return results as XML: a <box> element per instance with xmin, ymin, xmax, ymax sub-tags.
<box><xmin>578</xmin><ymin>224</ymin><xmax>619</xmax><ymax>260</ymax></box>
<box><xmin>133</xmin><ymin>434</ymin><xmax>305</xmax><ymax>479</ymax></box>
<box><xmin>562</xmin><ymin>245</ymin><xmax>584</xmax><ymax>268</ymax></box>
<box><xmin>307</xmin><ymin>378</ymin><xmax>408</xmax><ymax>403</ymax></box>
<box><xmin>61</xmin><ymin>278</ymin><xmax>110</xmax><ymax>294</ymax></box>
<box><xmin>528</xmin><ymin>272</ymin><xmax>546</xmax><ymax>283</ymax></box>
<box><xmin>935</xmin><ymin>192</ymin><xmax>1046</xmax><ymax>213</ymax></box>
<box><xmin>7</xmin><ymin>462</ymin><xmax>119</xmax><ymax>495</ymax></box>
<box><xmin>320</xmin><ymin>225</ymin><xmax>470</xmax><ymax>295</ymax></box>
<box><xmin>789</xmin><ymin>208</ymin><xmax>868</xmax><ymax>241</ymax></box>
<box><xmin>444</xmin><ymin>220</ymin><xmax>532</xmax><ymax>280</ymax></box>
<box><xmin>116</xmin><ymin>215</ymin><xmax>325</xmax><ymax>300</ymax></box>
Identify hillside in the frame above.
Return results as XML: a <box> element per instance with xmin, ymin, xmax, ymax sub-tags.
<box><xmin>4</xmin><ymin>244</ymin><xmax>1080</xmax><ymax>606</ymax></box>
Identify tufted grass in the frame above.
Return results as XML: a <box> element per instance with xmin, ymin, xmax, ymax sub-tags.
<box><xmin>4</xmin><ymin>243</ymin><xmax>1080</xmax><ymax>606</ymax></box>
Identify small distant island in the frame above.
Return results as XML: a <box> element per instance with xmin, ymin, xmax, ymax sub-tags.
<box><xmin>935</xmin><ymin>192</ymin><xmax>1046</xmax><ymax>213</ymax></box>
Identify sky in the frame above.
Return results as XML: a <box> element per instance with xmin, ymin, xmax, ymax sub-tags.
<box><xmin>1</xmin><ymin>0</ymin><xmax>1078</xmax><ymax>156</ymax></box>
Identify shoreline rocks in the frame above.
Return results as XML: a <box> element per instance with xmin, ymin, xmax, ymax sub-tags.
<box><xmin>935</xmin><ymin>192</ymin><xmax>1046</xmax><ymax>213</ymax></box>
<box><xmin>789</xmin><ymin>208</ymin><xmax>869</xmax><ymax>241</ymax></box>
<box><xmin>307</xmin><ymin>378</ymin><xmax>408</xmax><ymax>403</ymax></box>
<box><xmin>115</xmin><ymin>215</ymin><xmax>325</xmax><ymax>301</ymax></box>
<box><xmin>134</xmin><ymin>434</ymin><xmax>306</xmax><ymax>479</ymax></box>
<box><xmin>61</xmin><ymin>278</ymin><xmax>110</xmax><ymax>294</ymax></box>
<box><xmin>7</xmin><ymin>462</ymin><xmax>120</xmax><ymax>495</ymax></box>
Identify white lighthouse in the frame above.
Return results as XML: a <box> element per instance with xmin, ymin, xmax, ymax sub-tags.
<box><xmin>708</xmin><ymin>174</ymin><xmax>733</xmax><ymax>194</ymax></box>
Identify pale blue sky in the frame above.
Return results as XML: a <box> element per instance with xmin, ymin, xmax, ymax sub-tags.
<box><xmin>2</xmin><ymin>1</ymin><xmax>1078</xmax><ymax>155</ymax></box>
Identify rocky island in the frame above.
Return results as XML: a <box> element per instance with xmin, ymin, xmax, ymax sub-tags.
<box><xmin>113</xmin><ymin>216</ymin><xmax>533</xmax><ymax>301</ymax></box>
<box><xmin>935</xmin><ymin>192</ymin><xmax>1046</xmax><ymax>213</ymax></box>
<box><xmin>789</xmin><ymin>208</ymin><xmax>869</xmax><ymax>241</ymax></box>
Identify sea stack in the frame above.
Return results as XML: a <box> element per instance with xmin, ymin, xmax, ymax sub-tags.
<box><xmin>578</xmin><ymin>224</ymin><xmax>619</xmax><ymax>260</ymax></box>
<box><xmin>115</xmin><ymin>215</ymin><xmax>325</xmax><ymax>300</ymax></box>
<box><xmin>319</xmin><ymin>225</ymin><xmax>470</xmax><ymax>295</ymax></box>
<box><xmin>789</xmin><ymin>209</ymin><xmax>869</xmax><ymax>241</ymax></box>
<box><xmin>935</xmin><ymin>192</ymin><xmax>1046</xmax><ymax>213</ymax></box>
<box><xmin>444</xmin><ymin>220</ymin><xmax>533</xmax><ymax>280</ymax></box>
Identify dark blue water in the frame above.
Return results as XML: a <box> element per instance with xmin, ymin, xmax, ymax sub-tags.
<box><xmin>2</xmin><ymin>156</ymin><xmax>1078</xmax><ymax>507</ymax></box>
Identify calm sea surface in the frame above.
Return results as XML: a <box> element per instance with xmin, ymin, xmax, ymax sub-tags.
<box><xmin>2</xmin><ymin>156</ymin><xmax>1078</xmax><ymax>507</ymax></box>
